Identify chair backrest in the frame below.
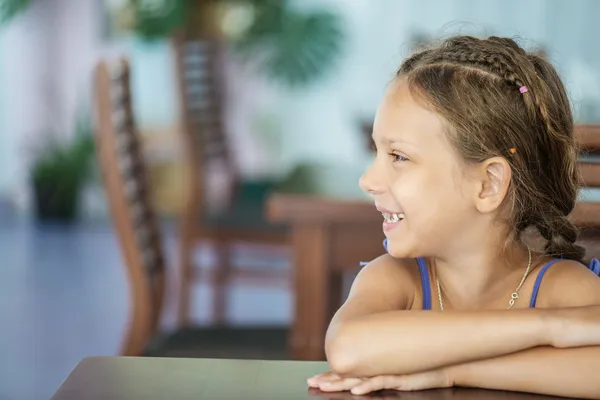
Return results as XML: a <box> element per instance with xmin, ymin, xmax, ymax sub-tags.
<box><xmin>172</xmin><ymin>32</ymin><xmax>237</xmax><ymax>214</ymax></box>
<box><xmin>573</xmin><ymin>126</ymin><xmax>600</xmax><ymax>229</ymax></box>
<box><xmin>93</xmin><ymin>58</ymin><xmax>166</xmax><ymax>356</ymax></box>
<box><xmin>577</xmin><ymin>125</ymin><xmax>600</xmax><ymax>183</ymax></box>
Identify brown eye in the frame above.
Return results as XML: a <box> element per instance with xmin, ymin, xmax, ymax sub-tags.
<box><xmin>389</xmin><ymin>153</ymin><xmax>407</xmax><ymax>162</ymax></box>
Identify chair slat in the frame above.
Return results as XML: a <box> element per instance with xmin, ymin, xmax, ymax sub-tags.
<box><xmin>579</xmin><ymin>162</ymin><xmax>600</xmax><ymax>188</ymax></box>
<box><xmin>575</xmin><ymin>125</ymin><xmax>600</xmax><ymax>233</ymax></box>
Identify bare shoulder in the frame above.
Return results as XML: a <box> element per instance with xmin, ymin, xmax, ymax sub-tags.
<box><xmin>330</xmin><ymin>254</ymin><xmax>420</xmax><ymax>326</ymax></box>
<box><xmin>534</xmin><ymin>258</ymin><xmax>600</xmax><ymax>308</ymax></box>
<box><xmin>350</xmin><ymin>254</ymin><xmax>420</xmax><ymax>298</ymax></box>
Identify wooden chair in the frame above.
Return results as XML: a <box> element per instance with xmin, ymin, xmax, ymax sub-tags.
<box><xmin>172</xmin><ymin>32</ymin><xmax>292</xmax><ymax>328</ymax></box>
<box><xmin>93</xmin><ymin>57</ymin><xmax>289</xmax><ymax>359</ymax></box>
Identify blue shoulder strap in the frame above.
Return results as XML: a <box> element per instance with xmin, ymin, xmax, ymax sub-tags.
<box><xmin>529</xmin><ymin>259</ymin><xmax>562</xmax><ymax>308</ymax></box>
<box><xmin>416</xmin><ymin>257</ymin><xmax>432</xmax><ymax>310</ymax></box>
<box><xmin>589</xmin><ymin>258</ymin><xmax>600</xmax><ymax>275</ymax></box>
<box><xmin>530</xmin><ymin>257</ymin><xmax>600</xmax><ymax>308</ymax></box>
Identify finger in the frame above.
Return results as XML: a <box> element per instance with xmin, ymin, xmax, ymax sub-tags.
<box><xmin>307</xmin><ymin>376</ymin><xmax>323</xmax><ymax>388</ymax></box>
<box><xmin>307</xmin><ymin>371</ymin><xmax>339</xmax><ymax>387</ymax></box>
<box><xmin>319</xmin><ymin>377</ymin><xmax>364</xmax><ymax>392</ymax></box>
<box><xmin>308</xmin><ymin>371</ymin><xmax>336</xmax><ymax>381</ymax></box>
<box><xmin>308</xmin><ymin>374</ymin><xmax>344</xmax><ymax>388</ymax></box>
<box><xmin>350</xmin><ymin>375</ymin><xmax>402</xmax><ymax>395</ymax></box>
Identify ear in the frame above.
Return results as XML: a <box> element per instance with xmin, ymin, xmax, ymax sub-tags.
<box><xmin>473</xmin><ymin>157</ymin><xmax>512</xmax><ymax>214</ymax></box>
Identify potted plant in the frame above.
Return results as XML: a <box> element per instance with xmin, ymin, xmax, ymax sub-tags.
<box><xmin>29</xmin><ymin>116</ymin><xmax>96</xmax><ymax>223</ymax></box>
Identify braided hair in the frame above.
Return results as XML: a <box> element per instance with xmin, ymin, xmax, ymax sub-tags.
<box><xmin>397</xmin><ymin>35</ymin><xmax>585</xmax><ymax>262</ymax></box>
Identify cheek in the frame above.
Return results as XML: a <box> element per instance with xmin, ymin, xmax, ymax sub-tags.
<box><xmin>385</xmin><ymin>167</ymin><xmax>474</xmax><ymax>256</ymax></box>
<box><xmin>389</xmin><ymin>168</ymin><xmax>471</xmax><ymax>216</ymax></box>
<box><xmin>389</xmin><ymin>177</ymin><xmax>420</xmax><ymax>210</ymax></box>
<box><xmin>389</xmin><ymin>167</ymin><xmax>438</xmax><ymax>205</ymax></box>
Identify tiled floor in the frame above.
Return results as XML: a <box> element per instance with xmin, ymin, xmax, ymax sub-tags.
<box><xmin>0</xmin><ymin>220</ymin><xmax>292</xmax><ymax>400</ymax></box>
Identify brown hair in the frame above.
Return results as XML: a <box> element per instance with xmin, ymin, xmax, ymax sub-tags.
<box><xmin>397</xmin><ymin>35</ymin><xmax>585</xmax><ymax>262</ymax></box>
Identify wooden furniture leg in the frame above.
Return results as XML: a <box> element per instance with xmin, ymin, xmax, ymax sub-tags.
<box><xmin>177</xmin><ymin>215</ymin><xmax>196</xmax><ymax>328</ymax></box>
<box><xmin>213</xmin><ymin>238</ymin><xmax>232</xmax><ymax>325</ymax></box>
<box><xmin>291</xmin><ymin>224</ymin><xmax>331</xmax><ymax>361</ymax></box>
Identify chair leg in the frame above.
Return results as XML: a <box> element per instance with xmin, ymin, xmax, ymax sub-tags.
<box><xmin>213</xmin><ymin>238</ymin><xmax>232</xmax><ymax>325</ymax></box>
<box><xmin>177</xmin><ymin>228</ymin><xmax>195</xmax><ymax>329</ymax></box>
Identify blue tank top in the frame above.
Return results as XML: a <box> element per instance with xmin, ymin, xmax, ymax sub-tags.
<box><xmin>368</xmin><ymin>239</ymin><xmax>600</xmax><ymax>310</ymax></box>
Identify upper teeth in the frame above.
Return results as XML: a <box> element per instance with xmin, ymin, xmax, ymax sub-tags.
<box><xmin>383</xmin><ymin>212</ymin><xmax>405</xmax><ymax>223</ymax></box>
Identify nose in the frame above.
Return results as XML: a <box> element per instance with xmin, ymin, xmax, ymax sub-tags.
<box><xmin>359</xmin><ymin>160</ymin><xmax>385</xmax><ymax>195</ymax></box>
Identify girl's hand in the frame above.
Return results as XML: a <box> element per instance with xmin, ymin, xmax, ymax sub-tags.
<box><xmin>307</xmin><ymin>368</ymin><xmax>454</xmax><ymax>395</ymax></box>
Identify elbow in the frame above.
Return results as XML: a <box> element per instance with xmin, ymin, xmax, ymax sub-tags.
<box><xmin>326</xmin><ymin>344</ymin><xmax>358</xmax><ymax>377</ymax></box>
<box><xmin>325</xmin><ymin>323</ymin><xmax>362</xmax><ymax>377</ymax></box>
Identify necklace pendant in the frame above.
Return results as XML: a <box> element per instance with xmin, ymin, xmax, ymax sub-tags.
<box><xmin>508</xmin><ymin>292</ymin><xmax>519</xmax><ymax>308</ymax></box>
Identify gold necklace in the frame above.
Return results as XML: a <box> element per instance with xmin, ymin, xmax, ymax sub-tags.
<box><xmin>435</xmin><ymin>247</ymin><xmax>532</xmax><ymax>311</ymax></box>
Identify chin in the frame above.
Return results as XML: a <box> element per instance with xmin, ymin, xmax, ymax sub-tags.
<box><xmin>384</xmin><ymin>236</ymin><xmax>419</xmax><ymax>259</ymax></box>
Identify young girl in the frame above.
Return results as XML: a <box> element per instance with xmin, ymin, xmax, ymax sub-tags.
<box><xmin>307</xmin><ymin>35</ymin><xmax>600</xmax><ymax>398</ymax></box>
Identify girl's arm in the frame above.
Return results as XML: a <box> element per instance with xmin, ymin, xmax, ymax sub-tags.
<box><xmin>326</xmin><ymin>259</ymin><xmax>600</xmax><ymax>378</ymax></box>
<box><xmin>327</xmin><ymin>307</ymin><xmax>552</xmax><ymax>377</ymax></box>
<box><xmin>446</xmin><ymin>264</ymin><xmax>600</xmax><ymax>399</ymax></box>
<box><xmin>449</xmin><ymin>346</ymin><xmax>600</xmax><ymax>399</ymax></box>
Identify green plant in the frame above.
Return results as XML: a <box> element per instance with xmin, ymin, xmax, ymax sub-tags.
<box><xmin>30</xmin><ymin>116</ymin><xmax>96</xmax><ymax>222</ymax></box>
<box><xmin>113</xmin><ymin>0</ymin><xmax>189</xmax><ymax>41</ymax></box>
<box><xmin>0</xmin><ymin>0</ymin><xmax>32</xmax><ymax>24</ymax></box>
<box><xmin>233</xmin><ymin>0</ymin><xmax>345</xmax><ymax>87</ymax></box>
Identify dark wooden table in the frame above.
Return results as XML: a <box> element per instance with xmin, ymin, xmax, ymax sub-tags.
<box><xmin>50</xmin><ymin>357</ymin><xmax>571</xmax><ymax>399</ymax></box>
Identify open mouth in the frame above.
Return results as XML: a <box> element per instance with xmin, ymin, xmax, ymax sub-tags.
<box><xmin>382</xmin><ymin>212</ymin><xmax>405</xmax><ymax>224</ymax></box>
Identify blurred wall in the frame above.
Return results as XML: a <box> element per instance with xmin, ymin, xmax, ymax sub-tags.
<box><xmin>0</xmin><ymin>35</ymin><xmax>7</xmax><ymax>194</ymax></box>
<box><xmin>0</xmin><ymin>0</ymin><xmax>58</xmax><ymax>200</ymax></box>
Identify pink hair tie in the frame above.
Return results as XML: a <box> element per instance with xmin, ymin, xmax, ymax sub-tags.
<box><xmin>519</xmin><ymin>86</ymin><xmax>529</xmax><ymax>94</ymax></box>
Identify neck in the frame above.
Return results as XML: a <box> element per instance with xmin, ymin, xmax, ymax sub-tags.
<box><xmin>431</xmin><ymin>234</ymin><xmax>531</xmax><ymax>309</ymax></box>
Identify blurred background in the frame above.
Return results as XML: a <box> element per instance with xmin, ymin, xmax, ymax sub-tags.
<box><xmin>1</xmin><ymin>0</ymin><xmax>600</xmax><ymax>398</ymax></box>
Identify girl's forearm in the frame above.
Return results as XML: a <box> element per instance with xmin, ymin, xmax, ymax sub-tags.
<box><xmin>326</xmin><ymin>308</ymin><xmax>553</xmax><ymax>377</ymax></box>
<box><xmin>450</xmin><ymin>346</ymin><xmax>600</xmax><ymax>399</ymax></box>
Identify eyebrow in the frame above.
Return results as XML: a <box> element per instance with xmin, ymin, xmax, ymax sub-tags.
<box><xmin>372</xmin><ymin>135</ymin><xmax>417</xmax><ymax>148</ymax></box>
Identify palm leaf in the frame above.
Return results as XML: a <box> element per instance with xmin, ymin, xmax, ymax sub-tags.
<box><xmin>0</xmin><ymin>0</ymin><xmax>32</xmax><ymax>24</ymax></box>
<box><xmin>130</xmin><ymin>0</ymin><xmax>189</xmax><ymax>41</ymax></box>
<box><xmin>234</xmin><ymin>3</ymin><xmax>345</xmax><ymax>87</ymax></box>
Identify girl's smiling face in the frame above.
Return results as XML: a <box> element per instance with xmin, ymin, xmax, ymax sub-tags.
<box><xmin>360</xmin><ymin>78</ymin><xmax>486</xmax><ymax>259</ymax></box>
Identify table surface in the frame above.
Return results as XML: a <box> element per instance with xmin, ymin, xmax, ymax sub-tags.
<box><xmin>50</xmin><ymin>357</ymin><xmax>571</xmax><ymax>400</ymax></box>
